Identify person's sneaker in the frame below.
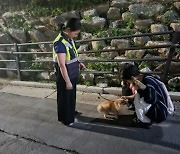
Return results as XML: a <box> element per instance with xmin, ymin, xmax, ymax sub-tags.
<box><xmin>132</xmin><ymin>119</ymin><xmax>152</xmax><ymax>129</ymax></box>
<box><xmin>128</xmin><ymin>104</ymin><xmax>135</xmax><ymax>111</ymax></box>
<box><xmin>68</xmin><ymin>123</ymin><xmax>74</xmax><ymax>126</ymax></box>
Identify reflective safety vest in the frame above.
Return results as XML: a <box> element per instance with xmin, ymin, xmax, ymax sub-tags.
<box><xmin>53</xmin><ymin>33</ymin><xmax>79</xmax><ymax>79</ymax></box>
<box><xmin>53</xmin><ymin>33</ymin><xmax>78</xmax><ymax>63</ymax></box>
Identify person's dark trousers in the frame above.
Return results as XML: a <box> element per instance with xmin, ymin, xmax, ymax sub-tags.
<box><xmin>54</xmin><ymin>63</ymin><xmax>77</xmax><ymax>125</ymax></box>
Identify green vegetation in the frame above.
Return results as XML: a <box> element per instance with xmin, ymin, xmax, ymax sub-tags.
<box><xmin>7</xmin><ymin>15</ymin><xmax>32</xmax><ymax>30</ymax></box>
<box><xmin>0</xmin><ymin>0</ymin><xmax>108</xmax><ymax>16</ymax></box>
<box><xmin>87</xmin><ymin>62</ymin><xmax>118</xmax><ymax>72</ymax></box>
<box><xmin>95</xmin><ymin>28</ymin><xmax>135</xmax><ymax>38</ymax></box>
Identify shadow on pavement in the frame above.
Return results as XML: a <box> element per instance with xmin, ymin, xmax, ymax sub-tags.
<box><xmin>73</xmin><ymin>114</ymin><xmax>180</xmax><ymax>151</ymax></box>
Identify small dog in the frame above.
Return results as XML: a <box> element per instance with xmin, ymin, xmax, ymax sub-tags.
<box><xmin>97</xmin><ymin>98</ymin><xmax>128</xmax><ymax>119</ymax></box>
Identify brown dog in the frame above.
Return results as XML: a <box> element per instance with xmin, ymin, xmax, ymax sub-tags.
<box><xmin>97</xmin><ymin>98</ymin><xmax>128</xmax><ymax>119</ymax></box>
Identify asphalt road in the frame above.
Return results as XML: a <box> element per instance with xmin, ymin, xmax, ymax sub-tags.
<box><xmin>0</xmin><ymin>91</ymin><xmax>180</xmax><ymax>154</ymax></box>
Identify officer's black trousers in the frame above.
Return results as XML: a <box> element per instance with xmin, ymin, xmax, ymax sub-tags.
<box><xmin>54</xmin><ymin>63</ymin><xmax>77</xmax><ymax>125</ymax></box>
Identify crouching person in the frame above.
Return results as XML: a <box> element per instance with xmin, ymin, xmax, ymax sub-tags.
<box><xmin>122</xmin><ymin>63</ymin><xmax>174</xmax><ymax>129</ymax></box>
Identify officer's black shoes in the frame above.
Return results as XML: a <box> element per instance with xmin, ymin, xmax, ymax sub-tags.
<box><xmin>132</xmin><ymin>118</ymin><xmax>152</xmax><ymax>129</ymax></box>
<box><xmin>75</xmin><ymin>111</ymin><xmax>82</xmax><ymax>115</ymax></box>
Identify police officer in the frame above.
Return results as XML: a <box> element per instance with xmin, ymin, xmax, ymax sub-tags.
<box><xmin>53</xmin><ymin>18</ymin><xmax>85</xmax><ymax>126</ymax></box>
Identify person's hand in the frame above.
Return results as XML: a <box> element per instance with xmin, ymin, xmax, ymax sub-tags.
<box><xmin>79</xmin><ymin>62</ymin><xmax>86</xmax><ymax>70</ymax></box>
<box><xmin>132</xmin><ymin>76</ymin><xmax>146</xmax><ymax>90</ymax></box>
<box><xmin>121</xmin><ymin>96</ymin><xmax>127</xmax><ymax>99</ymax></box>
<box><xmin>131</xmin><ymin>76</ymin><xmax>140</xmax><ymax>90</ymax></box>
<box><xmin>66</xmin><ymin>81</ymin><xmax>73</xmax><ymax>90</ymax></box>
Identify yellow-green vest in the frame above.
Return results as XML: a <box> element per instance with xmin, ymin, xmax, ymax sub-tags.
<box><xmin>53</xmin><ymin>33</ymin><xmax>78</xmax><ymax>62</ymax></box>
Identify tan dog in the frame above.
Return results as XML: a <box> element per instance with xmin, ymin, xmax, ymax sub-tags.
<box><xmin>97</xmin><ymin>98</ymin><xmax>128</xmax><ymax>119</ymax></box>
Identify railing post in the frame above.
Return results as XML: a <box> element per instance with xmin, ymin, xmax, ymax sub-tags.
<box><xmin>14</xmin><ymin>43</ymin><xmax>21</xmax><ymax>80</ymax></box>
<box><xmin>161</xmin><ymin>31</ymin><xmax>180</xmax><ymax>83</ymax></box>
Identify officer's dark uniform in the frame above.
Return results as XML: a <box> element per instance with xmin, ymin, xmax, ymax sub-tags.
<box><xmin>53</xmin><ymin>33</ymin><xmax>79</xmax><ymax>125</ymax></box>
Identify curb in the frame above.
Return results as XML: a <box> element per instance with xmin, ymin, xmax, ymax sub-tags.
<box><xmin>0</xmin><ymin>79</ymin><xmax>180</xmax><ymax>101</ymax></box>
<box><xmin>10</xmin><ymin>80</ymin><xmax>122</xmax><ymax>96</ymax></box>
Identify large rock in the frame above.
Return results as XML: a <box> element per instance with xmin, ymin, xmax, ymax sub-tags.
<box><xmin>125</xmin><ymin>50</ymin><xmax>145</xmax><ymax>59</ymax></box>
<box><xmin>155</xmin><ymin>62</ymin><xmax>180</xmax><ymax>74</ymax></box>
<box><xmin>133</xmin><ymin>32</ymin><xmax>150</xmax><ymax>46</ymax></box>
<box><xmin>111</xmin><ymin>39</ymin><xmax>130</xmax><ymax>49</ymax></box>
<box><xmin>107</xmin><ymin>7</ymin><xmax>121</xmax><ymax>20</ymax></box>
<box><xmin>174</xmin><ymin>2</ymin><xmax>180</xmax><ymax>10</ymax></box>
<box><xmin>92</xmin><ymin>40</ymin><xmax>106</xmax><ymax>51</ymax></box>
<box><xmin>95</xmin><ymin>4</ymin><xmax>109</xmax><ymax>17</ymax></box>
<box><xmin>146</xmin><ymin>41</ymin><xmax>171</xmax><ymax>57</ymax></box>
<box><xmin>111</xmin><ymin>0</ymin><xmax>130</xmax><ymax>9</ymax></box>
<box><xmin>50</xmin><ymin>16</ymin><xmax>66</xmax><ymax>28</ymax></box>
<box><xmin>8</xmin><ymin>28</ymin><xmax>27</xmax><ymax>43</ymax></box>
<box><xmin>27</xmin><ymin>19</ymin><xmax>43</xmax><ymax>27</ymax></box>
<box><xmin>168</xmin><ymin>77</ymin><xmax>180</xmax><ymax>88</ymax></box>
<box><xmin>101</xmin><ymin>46</ymin><xmax>118</xmax><ymax>59</ymax></box>
<box><xmin>122</xmin><ymin>12</ymin><xmax>138</xmax><ymax>21</ymax></box>
<box><xmin>80</xmin><ymin>32</ymin><xmax>93</xmax><ymax>40</ymax></box>
<box><xmin>34</xmin><ymin>25</ymin><xmax>58</xmax><ymax>40</ymax></box>
<box><xmin>135</xmin><ymin>19</ymin><xmax>154</xmax><ymax>29</ymax></box>
<box><xmin>77</xmin><ymin>44</ymin><xmax>89</xmax><ymax>52</ymax></box>
<box><xmin>40</xmin><ymin>17</ymin><xmax>51</xmax><ymax>25</ymax></box>
<box><xmin>151</xmin><ymin>24</ymin><xmax>168</xmax><ymax>33</ymax></box>
<box><xmin>44</xmin><ymin>29</ymin><xmax>58</xmax><ymax>41</ymax></box>
<box><xmin>0</xmin><ymin>18</ymin><xmax>7</xmax><ymax>30</ymax></box>
<box><xmin>60</xmin><ymin>11</ymin><xmax>81</xmax><ymax>19</ymax></box>
<box><xmin>143</xmin><ymin>54</ymin><xmax>163</xmax><ymax>69</ymax></box>
<box><xmin>109</xmin><ymin>20</ymin><xmax>123</xmax><ymax>28</ymax></box>
<box><xmin>129</xmin><ymin>4</ymin><xmax>165</xmax><ymax>17</ymax></box>
<box><xmin>28</xmin><ymin>30</ymin><xmax>52</xmax><ymax>52</ymax></box>
<box><xmin>82</xmin><ymin>9</ymin><xmax>98</xmax><ymax>18</ymax></box>
<box><xmin>146</xmin><ymin>41</ymin><xmax>171</xmax><ymax>47</ymax></box>
<box><xmin>170</xmin><ymin>23</ymin><xmax>180</xmax><ymax>31</ymax></box>
<box><xmin>28</xmin><ymin>30</ymin><xmax>46</xmax><ymax>42</ymax></box>
<box><xmin>81</xmin><ymin>16</ymin><xmax>106</xmax><ymax>30</ymax></box>
<box><xmin>2</xmin><ymin>12</ymin><xmax>14</xmax><ymax>24</ymax></box>
<box><xmin>0</xmin><ymin>33</ymin><xmax>14</xmax><ymax>44</ymax></box>
<box><xmin>159</xmin><ymin>10</ymin><xmax>180</xmax><ymax>24</ymax></box>
<box><xmin>38</xmin><ymin>72</ymin><xmax>51</xmax><ymax>80</ymax></box>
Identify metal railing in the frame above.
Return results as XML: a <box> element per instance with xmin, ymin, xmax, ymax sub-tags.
<box><xmin>0</xmin><ymin>30</ymin><xmax>180</xmax><ymax>83</ymax></box>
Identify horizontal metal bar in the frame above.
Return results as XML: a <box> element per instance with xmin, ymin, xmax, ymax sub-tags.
<box><xmin>12</xmin><ymin>44</ymin><xmax>177</xmax><ymax>55</ymax></box>
<box><xmin>13</xmin><ymin>52</ymin><xmax>52</xmax><ymax>54</ymax></box>
<box><xmin>0</xmin><ymin>51</ymin><xmax>12</xmax><ymax>54</ymax></box>
<box><xmin>17</xmin><ymin>41</ymin><xmax>52</xmax><ymax>46</ymax></box>
<box><xmin>0</xmin><ymin>44</ymin><xmax>14</xmax><ymax>47</ymax></box>
<box><xmin>169</xmin><ymin>73</ymin><xmax>180</xmax><ymax>76</ymax></box>
<box><xmin>20</xmin><ymin>60</ymin><xmax>53</xmax><ymax>63</ymax></box>
<box><xmin>18</xmin><ymin>58</ymin><xmax>167</xmax><ymax>64</ymax></box>
<box><xmin>81</xmin><ymin>58</ymin><xmax>167</xmax><ymax>63</ymax></box>
<box><xmin>20</xmin><ymin>69</ymin><xmax>54</xmax><ymax>72</ymax></box>
<box><xmin>80</xmin><ymin>70</ymin><xmax>113</xmax><ymax>74</ymax></box>
<box><xmin>0</xmin><ymin>60</ymin><xmax>16</xmax><ymax>62</ymax></box>
<box><xmin>0</xmin><ymin>68</ymin><xmax>17</xmax><ymax>71</ymax></box>
<box><xmin>172</xmin><ymin>59</ymin><xmax>180</xmax><ymax>62</ymax></box>
<box><xmin>3</xmin><ymin>58</ymin><xmax>180</xmax><ymax>64</ymax></box>
<box><xmin>79</xmin><ymin>44</ymin><xmax>172</xmax><ymax>54</ymax></box>
<box><xmin>14</xmin><ymin>31</ymin><xmax>175</xmax><ymax>46</ymax></box>
<box><xmin>76</xmin><ymin>31</ymin><xmax>174</xmax><ymax>43</ymax></box>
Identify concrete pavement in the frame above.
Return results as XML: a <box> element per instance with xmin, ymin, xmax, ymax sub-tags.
<box><xmin>0</xmin><ymin>79</ymin><xmax>180</xmax><ymax>154</ymax></box>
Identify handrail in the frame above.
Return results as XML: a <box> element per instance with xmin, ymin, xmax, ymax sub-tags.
<box><xmin>0</xmin><ymin>30</ymin><xmax>179</xmax><ymax>83</ymax></box>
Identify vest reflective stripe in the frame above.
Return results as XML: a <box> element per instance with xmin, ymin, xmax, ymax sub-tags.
<box><xmin>66</xmin><ymin>57</ymin><xmax>78</xmax><ymax>65</ymax></box>
<box><xmin>53</xmin><ymin>34</ymin><xmax>78</xmax><ymax>62</ymax></box>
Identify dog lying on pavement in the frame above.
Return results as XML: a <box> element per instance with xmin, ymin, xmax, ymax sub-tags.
<box><xmin>97</xmin><ymin>98</ymin><xmax>129</xmax><ymax>119</ymax></box>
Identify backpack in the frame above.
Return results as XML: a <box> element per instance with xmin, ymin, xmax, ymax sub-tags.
<box><xmin>144</xmin><ymin>75</ymin><xmax>169</xmax><ymax>123</ymax></box>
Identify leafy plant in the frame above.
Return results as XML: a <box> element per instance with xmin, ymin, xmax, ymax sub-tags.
<box><xmin>87</xmin><ymin>62</ymin><xmax>118</xmax><ymax>72</ymax></box>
